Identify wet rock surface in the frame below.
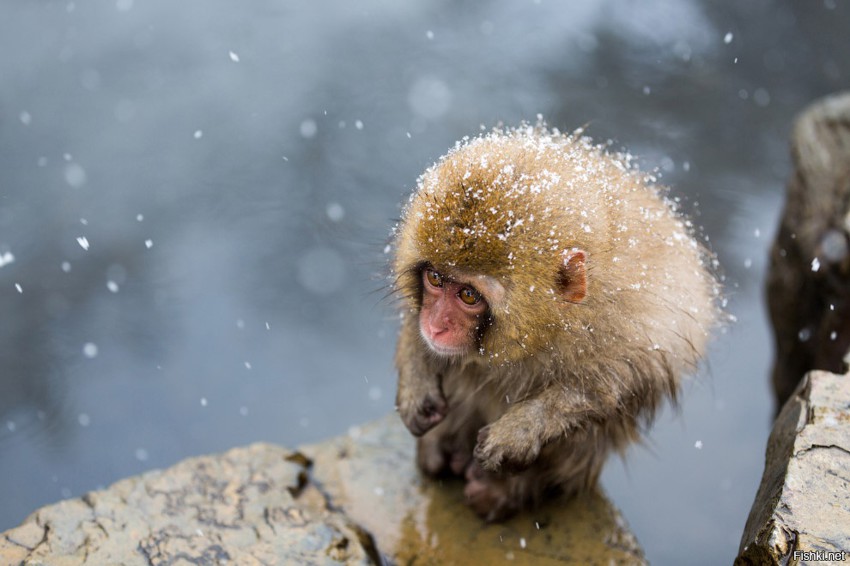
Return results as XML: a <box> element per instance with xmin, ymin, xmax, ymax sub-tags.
<box><xmin>303</xmin><ymin>414</ymin><xmax>646</xmax><ymax>565</ymax></box>
<box><xmin>0</xmin><ymin>414</ymin><xmax>645</xmax><ymax>565</ymax></box>
<box><xmin>736</xmin><ymin>370</ymin><xmax>850</xmax><ymax>565</ymax></box>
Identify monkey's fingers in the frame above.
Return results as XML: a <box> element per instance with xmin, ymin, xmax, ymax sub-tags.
<box><xmin>473</xmin><ymin>423</ymin><xmax>541</xmax><ymax>473</ymax></box>
<box><xmin>473</xmin><ymin>426</ymin><xmax>502</xmax><ymax>471</ymax></box>
<box><xmin>400</xmin><ymin>393</ymin><xmax>448</xmax><ymax>436</ymax></box>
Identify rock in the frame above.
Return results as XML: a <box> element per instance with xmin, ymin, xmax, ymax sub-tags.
<box><xmin>767</xmin><ymin>92</ymin><xmax>850</xmax><ymax>410</ymax></box>
<box><xmin>0</xmin><ymin>444</ymin><xmax>378</xmax><ymax>565</ymax></box>
<box><xmin>0</xmin><ymin>415</ymin><xmax>645</xmax><ymax>565</ymax></box>
<box><xmin>303</xmin><ymin>414</ymin><xmax>646</xmax><ymax>565</ymax></box>
<box><xmin>736</xmin><ymin>370</ymin><xmax>850</xmax><ymax>565</ymax></box>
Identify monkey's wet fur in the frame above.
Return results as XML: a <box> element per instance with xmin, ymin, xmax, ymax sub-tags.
<box><xmin>391</xmin><ymin>125</ymin><xmax>721</xmax><ymax>522</ymax></box>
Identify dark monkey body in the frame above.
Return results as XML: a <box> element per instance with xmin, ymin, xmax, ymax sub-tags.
<box><xmin>391</xmin><ymin>126</ymin><xmax>720</xmax><ymax>521</ymax></box>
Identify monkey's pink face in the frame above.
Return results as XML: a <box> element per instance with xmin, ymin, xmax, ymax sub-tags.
<box><xmin>419</xmin><ymin>268</ymin><xmax>489</xmax><ymax>357</ymax></box>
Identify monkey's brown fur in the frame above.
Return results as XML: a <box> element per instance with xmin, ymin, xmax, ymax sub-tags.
<box><xmin>392</xmin><ymin>126</ymin><xmax>720</xmax><ymax>521</ymax></box>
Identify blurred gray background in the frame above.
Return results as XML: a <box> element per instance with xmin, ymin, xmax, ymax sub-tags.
<box><xmin>1</xmin><ymin>1</ymin><xmax>847</xmax><ymax>564</ymax></box>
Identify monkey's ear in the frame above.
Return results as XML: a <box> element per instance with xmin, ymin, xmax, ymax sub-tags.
<box><xmin>557</xmin><ymin>250</ymin><xmax>587</xmax><ymax>304</ymax></box>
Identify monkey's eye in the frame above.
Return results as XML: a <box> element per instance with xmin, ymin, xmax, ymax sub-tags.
<box><xmin>425</xmin><ymin>269</ymin><xmax>443</xmax><ymax>288</ymax></box>
<box><xmin>458</xmin><ymin>287</ymin><xmax>482</xmax><ymax>306</ymax></box>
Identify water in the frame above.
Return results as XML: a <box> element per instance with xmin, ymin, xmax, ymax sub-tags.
<box><xmin>1</xmin><ymin>1</ymin><xmax>847</xmax><ymax>563</ymax></box>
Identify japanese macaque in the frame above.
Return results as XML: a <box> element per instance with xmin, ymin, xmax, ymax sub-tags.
<box><xmin>391</xmin><ymin>125</ymin><xmax>721</xmax><ymax>521</ymax></box>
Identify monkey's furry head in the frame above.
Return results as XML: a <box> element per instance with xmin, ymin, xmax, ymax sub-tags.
<box><xmin>393</xmin><ymin>125</ymin><xmax>721</xmax><ymax>368</ymax></box>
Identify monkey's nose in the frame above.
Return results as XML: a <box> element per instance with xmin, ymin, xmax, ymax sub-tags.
<box><xmin>428</xmin><ymin>314</ymin><xmax>453</xmax><ymax>335</ymax></box>
<box><xmin>429</xmin><ymin>320</ymin><xmax>448</xmax><ymax>335</ymax></box>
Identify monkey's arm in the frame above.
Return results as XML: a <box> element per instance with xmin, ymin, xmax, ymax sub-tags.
<box><xmin>473</xmin><ymin>383</ymin><xmax>613</xmax><ymax>471</ymax></box>
<box><xmin>395</xmin><ymin>314</ymin><xmax>447</xmax><ymax>436</ymax></box>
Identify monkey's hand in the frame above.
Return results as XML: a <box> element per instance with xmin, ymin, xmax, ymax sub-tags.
<box><xmin>473</xmin><ymin>406</ymin><xmax>545</xmax><ymax>472</ymax></box>
<box><xmin>397</xmin><ymin>377</ymin><xmax>447</xmax><ymax>437</ymax></box>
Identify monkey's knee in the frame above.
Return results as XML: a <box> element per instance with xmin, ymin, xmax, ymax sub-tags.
<box><xmin>449</xmin><ymin>448</ymin><xmax>471</xmax><ymax>475</ymax></box>
<box><xmin>416</xmin><ymin>434</ymin><xmax>449</xmax><ymax>476</ymax></box>
<box><xmin>416</xmin><ymin>431</ymin><xmax>474</xmax><ymax>477</ymax></box>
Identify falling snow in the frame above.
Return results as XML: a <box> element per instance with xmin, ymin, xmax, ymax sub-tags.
<box><xmin>65</xmin><ymin>163</ymin><xmax>87</xmax><ymax>187</ymax></box>
<box><xmin>409</xmin><ymin>76</ymin><xmax>451</xmax><ymax>120</ymax></box>
<box><xmin>300</xmin><ymin>119</ymin><xmax>318</xmax><ymax>138</ymax></box>
<box><xmin>77</xmin><ymin>236</ymin><xmax>90</xmax><ymax>250</ymax></box>
<box><xmin>753</xmin><ymin>88</ymin><xmax>771</xmax><ymax>107</ymax></box>
<box><xmin>297</xmin><ymin>247</ymin><xmax>344</xmax><ymax>295</ymax></box>
<box><xmin>326</xmin><ymin>202</ymin><xmax>345</xmax><ymax>222</ymax></box>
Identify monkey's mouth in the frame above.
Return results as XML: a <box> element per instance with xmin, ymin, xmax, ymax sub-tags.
<box><xmin>419</xmin><ymin>331</ymin><xmax>468</xmax><ymax>357</ymax></box>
